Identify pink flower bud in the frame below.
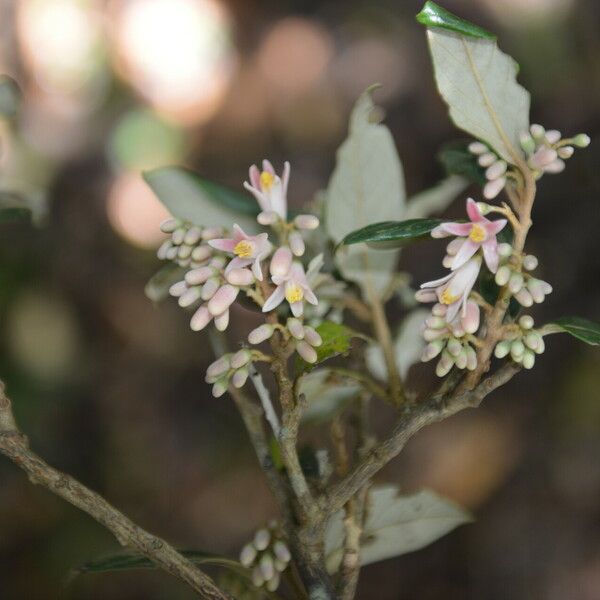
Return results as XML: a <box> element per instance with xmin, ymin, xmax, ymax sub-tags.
<box><xmin>214</xmin><ymin>309</ymin><xmax>230</xmax><ymax>331</ymax></box>
<box><xmin>270</xmin><ymin>247</ymin><xmax>293</xmax><ymax>277</ymax></box>
<box><xmin>171</xmin><ymin>227</ymin><xmax>186</xmax><ymax>245</ymax></box>
<box><xmin>232</xmin><ymin>368</ymin><xmax>249</xmax><ymax>388</ymax></box>
<box><xmin>461</xmin><ymin>300</ymin><xmax>480</xmax><ymax>334</ymax></box>
<box><xmin>296</xmin><ymin>340</ymin><xmax>317</xmax><ymax>363</ymax></box>
<box><xmin>287</xmin><ymin>318</ymin><xmax>305</xmax><ymax>339</ymax></box>
<box><xmin>486</xmin><ymin>160</ymin><xmax>507</xmax><ymax>181</ymax></box>
<box><xmin>226</xmin><ymin>268</ymin><xmax>255</xmax><ymax>286</ymax></box>
<box><xmin>422</xmin><ymin>340</ymin><xmax>444</xmax><ymax>362</ymax></box>
<box><xmin>530</xmin><ymin>124</ymin><xmax>545</xmax><ymax>139</ymax></box>
<box><xmin>468</xmin><ymin>141</ymin><xmax>488</xmax><ymax>154</ymax></box>
<box><xmin>165</xmin><ymin>246</ymin><xmax>178</xmax><ymax>260</ymax></box>
<box><xmin>415</xmin><ymin>289</ymin><xmax>437</xmax><ymax>303</ymax></box>
<box><xmin>207</xmin><ymin>355</ymin><xmax>231</xmax><ymax>379</ymax></box>
<box><xmin>178</xmin><ymin>286</ymin><xmax>202</xmax><ymax>308</ymax></box>
<box><xmin>294</xmin><ymin>214</ymin><xmax>319</xmax><ymax>230</ymax></box>
<box><xmin>289</xmin><ymin>231</ymin><xmax>305</xmax><ymax>257</ymax></box>
<box><xmin>426</xmin><ymin>316</ymin><xmax>446</xmax><ymax>330</ymax></box>
<box><xmin>303</xmin><ymin>326</ymin><xmax>322</xmax><ymax>347</ymax></box>
<box><xmin>455</xmin><ymin>348</ymin><xmax>468</xmax><ymax>369</ymax></box>
<box><xmin>257</xmin><ymin>211</ymin><xmax>279</xmax><ymax>225</ymax></box>
<box><xmin>177</xmin><ymin>243</ymin><xmax>191</xmax><ymax>258</ymax></box>
<box><xmin>465</xmin><ymin>346</ymin><xmax>477</xmax><ymax>371</ymax></box>
<box><xmin>157</xmin><ymin>240</ymin><xmax>173</xmax><ymax>259</ymax></box>
<box><xmin>544</xmin><ymin>159</ymin><xmax>565</xmax><ymax>173</ymax></box>
<box><xmin>558</xmin><ymin>146</ymin><xmax>574</xmax><ymax>159</ymax></box>
<box><xmin>190</xmin><ymin>305</ymin><xmax>212</xmax><ymax>331</ymax></box>
<box><xmin>210</xmin><ymin>256</ymin><xmax>226</xmax><ymax>269</ymax></box>
<box><xmin>169</xmin><ymin>281</ymin><xmax>188</xmax><ymax>297</ymax></box>
<box><xmin>259</xmin><ymin>554</ymin><xmax>275</xmax><ymax>581</ymax></box>
<box><xmin>184</xmin><ymin>226</ymin><xmax>202</xmax><ymax>246</ymax></box>
<box><xmin>273</xmin><ymin>541</ymin><xmax>291</xmax><ymax>563</ymax></box>
<box><xmin>545</xmin><ymin>129</ymin><xmax>561</xmax><ymax>144</ymax></box>
<box><xmin>186</xmin><ymin>267</ymin><xmax>214</xmax><ymax>285</ymax></box>
<box><xmin>254</xmin><ymin>529</ymin><xmax>270</xmax><ymax>550</ymax></box>
<box><xmin>208</xmin><ymin>285</ymin><xmax>239</xmax><ymax>316</ymax></box>
<box><xmin>508</xmin><ymin>273</ymin><xmax>524</xmax><ymax>294</ymax></box>
<box><xmin>436</xmin><ymin>350</ymin><xmax>454</xmax><ymax>377</ymax></box>
<box><xmin>432</xmin><ymin>303</ymin><xmax>448</xmax><ymax>317</ymax></box>
<box><xmin>160</xmin><ymin>218</ymin><xmax>181</xmax><ymax>233</ymax></box>
<box><xmin>240</xmin><ymin>544</ymin><xmax>257</xmax><ymax>567</ymax></box>
<box><xmin>201</xmin><ymin>227</ymin><xmax>223</xmax><ymax>240</ymax></box>
<box><xmin>212</xmin><ymin>380</ymin><xmax>228</xmax><ymax>398</ymax></box>
<box><xmin>447</xmin><ymin>338</ymin><xmax>462</xmax><ymax>357</ymax></box>
<box><xmin>515</xmin><ymin>288</ymin><xmax>533</xmax><ymax>307</ymax></box>
<box><xmin>191</xmin><ymin>245</ymin><xmax>212</xmax><ymax>262</ymax></box>
<box><xmin>248</xmin><ymin>324</ymin><xmax>274</xmax><ymax>344</ymax></box>
<box><xmin>201</xmin><ymin>277</ymin><xmax>220</xmax><ymax>300</ymax></box>
<box><xmin>483</xmin><ymin>177</ymin><xmax>506</xmax><ymax>199</ymax></box>
<box><xmin>527</xmin><ymin>279</ymin><xmax>549</xmax><ymax>303</ymax></box>
<box><xmin>231</xmin><ymin>349</ymin><xmax>251</xmax><ymax>369</ymax></box>
<box><xmin>529</xmin><ymin>146</ymin><xmax>557</xmax><ymax>170</ymax></box>
<box><xmin>478</xmin><ymin>152</ymin><xmax>497</xmax><ymax>167</ymax></box>
<box><xmin>423</xmin><ymin>328</ymin><xmax>446</xmax><ymax>342</ymax></box>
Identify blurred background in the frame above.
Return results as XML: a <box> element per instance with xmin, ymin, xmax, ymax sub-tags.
<box><xmin>0</xmin><ymin>0</ymin><xmax>598</xmax><ymax>598</ymax></box>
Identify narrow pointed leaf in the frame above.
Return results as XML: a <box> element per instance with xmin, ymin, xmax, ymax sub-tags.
<box><xmin>416</xmin><ymin>1</ymin><xmax>495</xmax><ymax>39</ymax></box>
<box><xmin>421</xmin><ymin>7</ymin><xmax>530</xmax><ymax>164</ymax></box>
<box><xmin>546</xmin><ymin>317</ymin><xmax>600</xmax><ymax>345</ymax></box>
<box><xmin>339</xmin><ymin>219</ymin><xmax>443</xmax><ymax>247</ymax></box>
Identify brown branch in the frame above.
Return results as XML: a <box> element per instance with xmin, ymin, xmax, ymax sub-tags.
<box><xmin>0</xmin><ymin>383</ymin><xmax>230</xmax><ymax>600</ymax></box>
<box><xmin>317</xmin><ymin>362</ymin><xmax>521</xmax><ymax>524</ymax></box>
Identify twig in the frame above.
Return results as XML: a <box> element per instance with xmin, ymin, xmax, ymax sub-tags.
<box><xmin>0</xmin><ymin>383</ymin><xmax>230</xmax><ymax>600</ymax></box>
<box><xmin>249</xmin><ymin>365</ymin><xmax>281</xmax><ymax>437</ymax></box>
<box><xmin>326</xmin><ymin>367</ymin><xmax>390</xmax><ymax>403</ymax></box>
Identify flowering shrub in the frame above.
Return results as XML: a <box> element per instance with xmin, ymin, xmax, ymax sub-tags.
<box><xmin>0</xmin><ymin>3</ymin><xmax>598</xmax><ymax>600</ymax></box>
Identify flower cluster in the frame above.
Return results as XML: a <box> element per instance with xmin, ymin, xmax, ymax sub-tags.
<box><xmin>239</xmin><ymin>522</ymin><xmax>291</xmax><ymax>592</ymax></box>
<box><xmin>158</xmin><ymin>160</ymin><xmax>325</xmax><ymax>396</ymax></box>
<box><xmin>468</xmin><ymin>126</ymin><xmax>590</xmax><ymax>199</ymax></box>
<box><xmin>494</xmin><ymin>315</ymin><xmax>545</xmax><ymax>369</ymax></box>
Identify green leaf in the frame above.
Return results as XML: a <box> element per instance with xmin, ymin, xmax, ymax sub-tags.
<box><xmin>438</xmin><ymin>140</ymin><xmax>487</xmax><ymax>185</ymax></box>
<box><xmin>422</xmin><ymin>8</ymin><xmax>530</xmax><ymax>164</ymax></box>
<box><xmin>143</xmin><ymin>167</ymin><xmax>258</xmax><ymax>232</ymax></box>
<box><xmin>339</xmin><ymin>219</ymin><xmax>443</xmax><ymax>248</ymax></box>
<box><xmin>145</xmin><ymin>263</ymin><xmax>186</xmax><ymax>303</ymax></box>
<box><xmin>547</xmin><ymin>317</ymin><xmax>600</xmax><ymax>346</ymax></box>
<box><xmin>0</xmin><ymin>190</ymin><xmax>34</xmax><ymax>223</ymax></box>
<box><xmin>416</xmin><ymin>2</ymin><xmax>495</xmax><ymax>40</ymax></box>
<box><xmin>296</xmin><ymin>321</ymin><xmax>360</xmax><ymax>373</ymax></box>
<box><xmin>0</xmin><ymin>75</ymin><xmax>21</xmax><ymax>119</ymax></box>
<box><xmin>299</xmin><ymin>369</ymin><xmax>362</xmax><ymax>424</ymax></box>
<box><xmin>325</xmin><ymin>485</ymin><xmax>472</xmax><ymax>572</ymax></box>
<box><xmin>403</xmin><ymin>175</ymin><xmax>469</xmax><ymax>220</ymax></box>
<box><xmin>325</xmin><ymin>86</ymin><xmax>406</xmax><ymax>298</ymax></box>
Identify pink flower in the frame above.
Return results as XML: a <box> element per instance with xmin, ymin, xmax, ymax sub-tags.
<box><xmin>243</xmin><ymin>160</ymin><xmax>290</xmax><ymax>221</ymax></box>
<box><xmin>416</xmin><ymin>257</ymin><xmax>482</xmax><ymax>322</ymax></box>
<box><xmin>262</xmin><ymin>262</ymin><xmax>318</xmax><ymax>317</ymax></box>
<box><xmin>208</xmin><ymin>224</ymin><xmax>271</xmax><ymax>281</ymax></box>
<box><xmin>431</xmin><ymin>198</ymin><xmax>507</xmax><ymax>273</ymax></box>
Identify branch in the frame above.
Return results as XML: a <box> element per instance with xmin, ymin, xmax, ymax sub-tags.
<box><xmin>248</xmin><ymin>365</ymin><xmax>281</xmax><ymax>437</ymax></box>
<box><xmin>0</xmin><ymin>383</ymin><xmax>230</xmax><ymax>600</ymax></box>
<box><xmin>317</xmin><ymin>362</ymin><xmax>521</xmax><ymax>523</ymax></box>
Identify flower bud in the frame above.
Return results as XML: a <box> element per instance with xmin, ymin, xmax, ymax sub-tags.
<box><xmin>494</xmin><ymin>340</ymin><xmax>511</xmax><ymax>359</ymax></box>
<box><xmin>289</xmin><ymin>231</ymin><xmax>305</xmax><ymax>257</ymax></box>
<box><xmin>169</xmin><ymin>281</ymin><xmax>188</xmax><ymax>297</ymax></box>
<box><xmin>274</xmin><ymin>558</ymin><xmax>288</xmax><ymax>572</ymax></box>
<box><xmin>461</xmin><ymin>301</ymin><xmax>480</xmax><ymax>334</ymax></box>
<box><xmin>530</xmin><ymin>123</ymin><xmax>546</xmax><ymax>140</ymax></box>
<box><xmin>544</xmin><ymin>129</ymin><xmax>561</xmax><ymax>144</ymax></box>
<box><xmin>442</xmin><ymin>255</ymin><xmax>454</xmax><ymax>268</ymax></box>
<box><xmin>529</xmin><ymin>146</ymin><xmax>557</xmax><ymax>170</ymax></box>
<box><xmin>486</xmin><ymin>160</ymin><xmax>508</xmax><ymax>180</ymax></box>
<box><xmin>522</xmin><ymin>254</ymin><xmax>538</xmax><ymax>271</ymax></box>
<box><xmin>240</xmin><ymin>543</ymin><xmax>257</xmax><ymax>567</ymax></box>
<box><xmin>510</xmin><ymin>339</ymin><xmax>525</xmax><ymax>361</ymax></box>
<box><xmin>432</xmin><ymin>303</ymin><xmax>447</xmax><ymax>317</ymax></box>
<box><xmin>287</xmin><ymin>318</ymin><xmax>305</xmax><ymax>340</ymax></box>
<box><xmin>435</xmin><ymin>350</ymin><xmax>454</xmax><ymax>377</ymax></box>
<box><xmin>270</xmin><ymin>247</ymin><xmax>293</xmax><ymax>277</ymax></box>
<box><xmin>251</xmin><ymin>565</ymin><xmax>265</xmax><ymax>587</ymax></box>
<box><xmin>172</xmin><ymin>227</ymin><xmax>187</xmax><ymax>245</ymax></box>
<box><xmin>214</xmin><ymin>310</ymin><xmax>230</xmax><ymax>332</ymax></box>
<box><xmin>534</xmin><ymin>335</ymin><xmax>545</xmax><ymax>355</ymax></box>
<box><xmin>426</xmin><ymin>316</ymin><xmax>446</xmax><ymax>330</ymax></box>
<box><xmin>254</xmin><ymin>529</ymin><xmax>270</xmax><ymax>551</ymax></box>
<box><xmin>259</xmin><ymin>553</ymin><xmax>275</xmax><ymax>581</ymax></box>
<box><xmin>423</xmin><ymin>328</ymin><xmax>446</xmax><ymax>342</ymax></box>
<box><xmin>422</xmin><ymin>340</ymin><xmax>444</xmax><ymax>362</ymax></box>
<box><xmin>184</xmin><ymin>226</ymin><xmax>202</xmax><ymax>246</ymax></box>
<box><xmin>519</xmin><ymin>133</ymin><xmax>536</xmax><ymax>154</ymax></box>
<box><xmin>157</xmin><ymin>240</ymin><xmax>173</xmax><ymax>260</ymax></box>
<box><xmin>557</xmin><ymin>146</ymin><xmax>574</xmax><ymax>159</ymax></box>
<box><xmin>201</xmin><ymin>227</ymin><xmax>223</xmax><ymax>240</ymax></box>
<box><xmin>515</xmin><ymin>288</ymin><xmax>533</xmax><ymax>307</ymax></box>
<box><xmin>207</xmin><ymin>356</ymin><xmax>231</xmax><ymax>379</ymax></box>
<box><xmin>296</xmin><ymin>340</ymin><xmax>317</xmax><ymax>363</ymax></box>
<box><xmin>185</xmin><ymin>268</ymin><xmax>211</xmax><ymax>286</ymax></box>
<box><xmin>248</xmin><ymin>324</ymin><xmax>274</xmax><ymax>345</ymax></box>
<box><xmin>476</xmin><ymin>202</ymin><xmax>491</xmax><ymax>215</ymax></box>
<box><xmin>455</xmin><ymin>348</ymin><xmax>468</xmax><ymax>370</ymax></box>
<box><xmin>232</xmin><ymin>368</ymin><xmax>249</xmax><ymax>388</ymax></box>
<box><xmin>522</xmin><ymin>349</ymin><xmax>535</xmax><ymax>370</ymax></box>
<box><xmin>200</xmin><ymin>277</ymin><xmax>219</xmax><ymax>301</ymax></box>
<box><xmin>303</xmin><ymin>327</ymin><xmax>323</xmax><ymax>347</ymax></box>
<box><xmin>519</xmin><ymin>315</ymin><xmax>534</xmax><ymax>330</ymax></box>
<box><xmin>508</xmin><ymin>272</ymin><xmax>524</xmax><ymax>294</ymax></box>
<box><xmin>465</xmin><ymin>346</ymin><xmax>477</xmax><ymax>371</ymax></box>
<box><xmin>177</xmin><ymin>243</ymin><xmax>192</xmax><ymax>258</ymax></box>
<box><xmin>212</xmin><ymin>379</ymin><xmax>228</xmax><ymax>398</ymax></box>
<box><xmin>483</xmin><ymin>177</ymin><xmax>506</xmax><ymax>199</ymax></box>
<box><xmin>165</xmin><ymin>246</ymin><xmax>178</xmax><ymax>260</ymax></box>
<box><xmin>160</xmin><ymin>218</ymin><xmax>181</xmax><ymax>233</ymax></box>
<box><xmin>257</xmin><ymin>211</ymin><xmax>279</xmax><ymax>225</ymax></box>
<box><xmin>265</xmin><ymin>571</ymin><xmax>280</xmax><ymax>592</ymax></box>
<box><xmin>190</xmin><ymin>305</ymin><xmax>212</xmax><ymax>331</ymax></box>
<box><xmin>273</xmin><ymin>541</ymin><xmax>291</xmax><ymax>563</ymax></box>
<box><xmin>478</xmin><ymin>152</ymin><xmax>497</xmax><ymax>167</ymax></box>
<box><xmin>572</xmin><ymin>133</ymin><xmax>591</xmax><ymax>148</ymax></box>
<box><xmin>447</xmin><ymin>338</ymin><xmax>462</xmax><ymax>357</ymax></box>
<box><xmin>231</xmin><ymin>349</ymin><xmax>251</xmax><ymax>369</ymax></box>
<box><xmin>468</xmin><ymin>141</ymin><xmax>488</xmax><ymax>154</ymax></box>
<box><xmin>524</xmin><ymin>332</ymin><xmax>540</xmax><ymax>351</ymax></box>
<box><xmin>498</xmin><ymin>243</ymin><xmax>513</xmax><ymax>258</ymax></box>
<box><xmin>294</xmin><ymin>214</ymin><xmax>320</xmax><ymax>230</ymax></box>
<box><xmin>544</xmin><ymin>159</ymin><xmax>565</xmax><ymax>174</ymax></box>
<box><xmin>527</xmin><ymin>278</ymin><xmax>548</xmax><ymax>303</ymax></box>
<box><xmin>191</xmin><ymin>245</ymin><xmax>212</xmax><ymax>262</ymax></box>
<box><xmin>179</xmin><ymin>286</ymin><xmax>202</xmax><ymax>308</ymax></box>
<box><xmin>208</xmin><ymin>285</ymin><xmax>239</xmax><ymax>316</ymax></box>
<box><xmin>226</xmin><ymin>268</ymin><xmax>254</xmax><ymax>286</ymax></box>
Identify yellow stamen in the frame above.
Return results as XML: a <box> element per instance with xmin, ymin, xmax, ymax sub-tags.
<box><xmin>285</xmin><ymin>284</ymin><xmax>304</xmax><ymax>304</ymax></box>
<box><xmin>260</xmin><ymin>171</ymin><xmax>275</xmax><ymax>191</ymax></box>
<box><xmin>234</xmin><ymin>240</ymin><xmax>254</xmax><ymax>258</ymax></box>
<box><xmin>469</xmin><ymin>224</ymin><xmax>486</xmax><ymax>243</ymax></box>
<box><xmin>440</xmin><ymin>289</ymin><xmax>460</xmax><ymax>305</ymax></box>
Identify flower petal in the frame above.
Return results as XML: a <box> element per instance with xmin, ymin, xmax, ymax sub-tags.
<box><xmin>466</xmin><ymin>198</ymin><xmax>483</xmax><ymax>222</ymax></box>
<box><xmin>262</xmin><ymin>285</ymin><xmax>285</xmax><ymax>313</ymax></box>
<box><xmin>485</xmin><ymin>218</ymin><xmax>507</xmax><ymax>236</ymax></box>
<box><xmin>421</xmin><ymin>272</ymin><xmax>453</xmax><ymax>289</ymax></box>
<box><xmin>441</xmin><ymin>222</ymin><xmax>473</xmax><ymax>237</ymax></box>
<box><xmin>290</xmin><ymin>301</ymin><xmax>304</xmax><ymax>317</ymax></box>
<box><xmin>252</xmin><ymin>258</ymin><xmax>264</xmax><ymax>281</ymax></box>
<box><xmin>249</xmin><ymin>164</ymin><xmax>261</xmax><ymax>188</ymax></box>
<box><xmin>208</xmin><ymin>238</ymin><xmax>236</xmax><ymax>252</ymax></box>
<box><xmin>482</xmin><ymin>239</ymin><xmax>500</xmax><ymax>273</ymax></box>
<box><xmin>451</xmin><ymin>239</ymin><xmax>479</xmax><ymax>271</ymax></box>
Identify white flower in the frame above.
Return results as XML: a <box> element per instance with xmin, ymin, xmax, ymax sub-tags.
<box><xmin>244</xmin><ymin>160</ymin><xmax>290</xmax><ymax>221</ymax></box>
<box><xmin>262</xmin><ymin>262</ymin><xmax>318</xmax><ymax>317</ymax></box>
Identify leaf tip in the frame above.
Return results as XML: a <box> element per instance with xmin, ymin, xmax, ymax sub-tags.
<box><xmin>416</xmin><ymin>1</ymin><xmax>496</xmax><ymax>40</ymax></box>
